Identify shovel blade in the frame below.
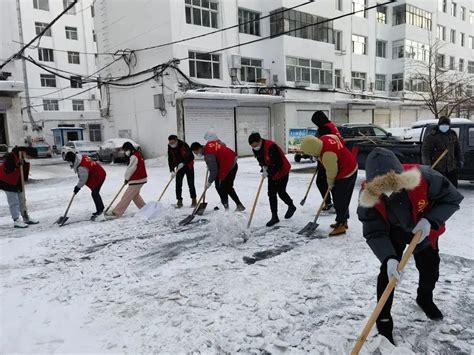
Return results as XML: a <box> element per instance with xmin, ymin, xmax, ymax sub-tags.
<box><xmin>56</xmin><ymin>216</ymin><xmax>69</xmax><ymax>226</ymax></box>
<box><xmin>299</xmin><ymin>198</ymin><xmax>306</xmax><ymax>206</ymax></box>
<box><xmin>195</xmin><ymin>202</ymin><xmax>208</xmax><ymax>216</ymax></box>
<box><xmin>179</xmin><ymin>214</ymin><xmax>195</xmax><ymax>226</ymax></box>
<box><xmin>297</xmin><ymin>221</ymin><xmax>319</xmax><ymax>236</ymax></box>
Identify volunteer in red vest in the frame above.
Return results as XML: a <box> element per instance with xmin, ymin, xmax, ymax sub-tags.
<box><xmin>168</xmin><ymin>135</ymin><xmax>197</xmax><ymax>208</ymax></box>
<box><xmin>311</xmin><ymin>111</ymin><xmax>345</xmax><ymax>213</ymax></box>
<box><xmin>190</xmin><ymin>132</ymin><xmax>245</xmax><ymax>212</ymax></box>
<box><xmin>65</xmin><ymin>151</ymin><xmax>106</xmax><ymax>220</ymax></box>
<box><xmin>0</xmin><ymin>146</ymin><xmax>39</xmax><ymax>228</ymax></box>
<box><xmin>106</xmin><ymin>142</ymin><xmax>147</xmax><ymax>218</ymax></box>
<box><xmin>248</xmin><ymin>132</ymin><xmax>296</xmax><ymax>227</ymax></box>
<box><xmin>357</xmin><ymin>147</ymin><xmax>463</xmax><ymax>345</ymax></box>
<box><xmin>301</xmin><ymin>134</ymin><xmax>358</xmax><ymax>236</ymax></box>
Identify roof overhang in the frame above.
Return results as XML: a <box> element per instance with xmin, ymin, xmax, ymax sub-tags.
<box><xmin>178</xmin><ymin>90</ymin><xmax>283</xmax><ymax>106</ymax></box>
<box><xmin>0</xmin><ymin>80</ymin><xmax>24</xmax><ymax>96</ymax></box>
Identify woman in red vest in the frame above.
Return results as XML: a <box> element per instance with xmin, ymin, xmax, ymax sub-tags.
<box><xmin>65</xmin><ymin>151</ymin><xmax>107</xmax><ymax>220</ymax></box>
<box><xmin>357</xmin><ymin>148</ymin><xmax>463</xmax><ymax>345</ymax></box>
<box><xmin>190</xmin><ymin>132</ymin><xmax>245</xmax><ymax>211</ymax></box>
<box><xmin>248</xmin><ymin>132</ymin><xmax>296</xmax><ymax>227</ymax></box>
<box><xmin>106</xmin><ymin>142</ymin><xmax>147</xmax><ymax>218</ymax></box>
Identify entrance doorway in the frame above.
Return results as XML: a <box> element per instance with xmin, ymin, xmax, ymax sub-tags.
<box><xmin>66</xmin><ymin>131</ymin><xmax>79</xmax><ymax>142</ymax></box>
<box><xmin>0</xmin><ymin>113</ymin><xmax>6</xmax><ymax>145</ymax></box>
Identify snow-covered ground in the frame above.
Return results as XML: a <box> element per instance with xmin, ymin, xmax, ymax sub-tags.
<box><xmin>1</xmin><ymin>156</ymin><xmax>473</xmax><ymax>354</ymax></box>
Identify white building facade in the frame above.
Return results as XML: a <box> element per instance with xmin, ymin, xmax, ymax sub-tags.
<box><xmin>15</xmin><ymin>0</ymin><xmax>102</xmax><ymax>146</ymax></box>
<box><xmin>94</xmin><ymin>0</ymin><xmax>474</xmax><ymax>157</ymax></box>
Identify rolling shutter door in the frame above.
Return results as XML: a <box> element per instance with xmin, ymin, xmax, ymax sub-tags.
<box><xmin>349</xmin><ymin>110</ymin><xmax>372</xmax><ymax>124</ymax></box>
<box><xmin>236</xmin><ymin>107</ymin><xmax>270</xmax><ymax>156</ymax></box>
<box><xmin>374</xmin><ymin>109</ymin><xmax>390</xmax><ymax>128</ymax></box>
<box><xmin>184</xmin><ymin>104</ymin><xmax>235</xmax><ymax>150</ymax></box>
<box><xmin>400</xmin><ymin>110</ymin><xmax>417</xmax><ymax>127</ymax></box>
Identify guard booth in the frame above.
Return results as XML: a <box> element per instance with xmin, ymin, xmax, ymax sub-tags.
<box><xmin>51</xmin><ymin>127</ymin><xmax>85</xmax><ymax>147</ymax></box>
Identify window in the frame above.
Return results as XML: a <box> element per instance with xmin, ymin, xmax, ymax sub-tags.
<box><xmin>391</xmin><ymin>73</ymin><xmax>404</xmax><ymax>91</ymax></box>
<box><xmin>286</xmin><ymin>57</ymin><xmax>333</xmax><ymax>85</ymax></box>
<box><xmin>392</xmin><ymin>40</ymin><xmax>404</xmax><ymax>59</ymax></box>
<box><xmin>377</xmin><ymin>6</ymin><xmax>387</xmax><ymax>24</ymax></box>
<box><xmin>270</xmin><ymin>9</ymin><xmax>333</xmax><ymax>44</ymax></box>
<box><xmin>33</xmin><ymin>0</ymin><xmax>49</xmax><ymax>11</ymax></box>
<box><xmin>188</xmin><ymin>51</ymin><xmax>220</xmax><ymax>79</ymax></box>
<box><xmin>352</xmin><ymin>35</ymin><xmax>367</xmax><ymax>55</ymax></box>
<box><xmin>336</xmin><ymin>0</ymin><xmax>342</xmax><ymax>11</ymax></box>
<box><xmin>43</xmin><ymin>99</ymin><xmax>58</xmax><ymax>111</ymax></box>
<box><xmin>40</xmin><ymin>74</ymin><xmax>56</xmax><ymax>87</ymax></box>
<box><xmin>451</xmin><ymin>2</ymin><xmax>456</xmax><ymax>16</ymax></box>
<box><xmin>185</xmin><ymin>0</ymin><xmax>218</xmax><ymax>28</ymax></box>
<box><xmin>35</xmin><ymin>22</ymin><xmax>51</xmax><ymax>36</ymax></box>
<box><xmin>436</xmin><ymin>54</ymin><xmax>445</xmax><ymax>68</ymax></box>
<box><xmin>67</xmin><ymin>51</ymin><xmax>80</xmax><ymax>64</ymax></box>
<box><xmin>439</xmin><ymin>0</ymin><xmax>447</xmax><ymax>12</ymax></box>
<box><xmin>333</xmin><ymin>30</ymin><xmax>342</xmax><ymax>51</ymax></box>
<box><xmin>335</xmin><ymin>69</ymin><xmax>341</xmax><ymax>88</ymax></box>
<box><xmin>471</xmin><ymin>11</ymin><xmax>474</xmax><ymax>24</ymax></box>
<box><xmin>91</xmin><ymin>4</ymin><xmax>94</xmax><ymax>17</ymax></box>
<box><xmin>405</xmin><ymin>40</ymin><xmax>429</xmax><ymax>62</ymax></box>
<box><xmin>38</xmin><ymin>48</ymin><xmax>54</xmax><ymax>62</ymax></box>
<box><xmin>437</xmin><ymin>25</ymin><xmax>446</xmax><ymax>41</ymax></box>
<box><xmin>240</xmin><ymin>58</ymin><xmax>263</xmax><ymax>82</ymax></box>
<box><xmin>72</xmin><ymin>100</ymin><xmax>84</xmax><ymax>111</ymax></box>
<box><xmin>70</xmin><ymin>76</ymin><xmax>82</xmax><ymax>88</ymax></box>
<box><xmin>65</xmin><ymin>26</ymin><xmax>78</xmax><ymax>40</ymax></box>
<box><xmin>449</xmin><ymin>56</ymin><xmax>455</xmax><ymax>70</ymax></box>
<box><xmin>63</xmin><ymin>0</ymin><xmax>75</xmax><ymax>14</ymax></box>
<box><xmin>352</xmin><ymin>0</ymin><xmax>367</xmax><ymax>18</ymax></box>
<box><xmin>469</xmin><ymin>128</ymin><xmax>474</xmax><ymax>147</ymax></box>
<box><xmin>393</xmin><ymin>4</ymin><xmax>432</xmax><ymax>30</ymax></box>
<box><xmin>89</xmin><ymin>124</ymin><xmax>101</xmax><ymax>142</ymax></box>
<box><xmin>375</xmin><ymin>74</ymin><xmax>386</xmax><ymax>91</ymax></box>
<box><xmin>460</xmin><ymin>33</ymin><xmax>465</xmax><ymax>47</ymax></box>
<box><xmin>92</xmin><ymin>30</ymin><xmax>96</xmax><ymax>42</ymax></box>
<box><xmin>351</xmin><ymin>71</ymin><xmax>366</xmax><ymax>90</ymax></box>
<box><xmin>468</xmin><ymin>61</ymin><xmax>474</xmax><ymax>74</ymax></box>
<box><xmin>459</xmin><ymin>58</ymin><xmax>464</xmax><ymax>72</ymax></box>
<box><xmin>238</xmin><ymin>9</ymin><xmax>260</xmax><ymax>36</ymax></box>
<box><xmin>450</xmin><ymin>29</ymin><xmax>456</xmax><ymax>44</ymax></box>
<box><xmin>460</xmin><ymin>6</ymin><xmax>465</xmax><ymax>20</ymax></box>
<box><xmin>470</xmin><ymin>36</ymin><xmax>474</xmax><ymax>49</ymax></box>
<box><xmin>376</xmin><ymin>40</ymin><xmax>387</xmax><ymax>58</ymax></box>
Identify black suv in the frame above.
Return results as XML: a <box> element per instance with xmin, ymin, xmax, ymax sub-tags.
<box><xmin>337</xmin><ymin>123</ymin><xmax>402</xmax><ymax>141</ymax></box>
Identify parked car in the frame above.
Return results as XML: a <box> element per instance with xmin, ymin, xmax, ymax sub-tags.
<box><xmin>61</xmin><ymin>140</ymin><xmax>100</xmax><ymax>161</ymax></box>
<box><xmin>98</xmin><ymin>138</ymin><xmax>141</xmax><ymax>163</ymax></box>
<box><xmin>31</xmin><ymin>141</ymin><xmax>52</xmax><ymax>158</ymax></box>
<box><xmin>337</xmin><ymin>123</ymin><xmax>402</xmax><ymax>142</ymax></box>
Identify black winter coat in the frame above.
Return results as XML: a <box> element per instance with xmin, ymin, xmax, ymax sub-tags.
<box><xmin>168</xmin><ymin>140</ymin><xmax>194</xmax><ymax>172</ymax></box>
<box><xmin>421</xmin><ymin>128</ymin><xmax>463</xmax><ymax>173</ymax></box>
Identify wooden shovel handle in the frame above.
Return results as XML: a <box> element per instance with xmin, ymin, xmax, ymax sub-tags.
<box><xmin>313</xmin><ymin>189</ymin><xmax>331</xmax><ymax>223</ymax></box>
<box><xmin>203</xmin><ymin>169</ymin><xmax>209</xmax><ymax>202</ymax></box>
<box><xmin>431</xmin><ymin>149</ymin><xmax>448</xmax><ymax>170</ymax></box>
<box><xmin>63</xmin><ymin>193</ymin><xmax>76</xmax><ymax>218</ymax></box>
<box><xmin>192</xmin><ymin>186</ymin><xmax>209</xmax><ymax>216</ymax></box>
<box><xmin>105</xmin><ymin>183</ymin><xmax>127</xmax><ymax>213</ymax></box>
<box><xmin>302</xmin><ymin>167</ymin><xmax>318</xmax><ymax>201</ymax></box>
<box><xmin>247</xmin><ymin>175</ymin><xmax>266</xmax><ymax>229</ymax></box>
<box><xmin>158</xmin><ymin>174</ymin><xmax>175</xmax><ymax>202</ymax></box>
<box><xmin>351</xmin><ymin>231</ymin><xmax>423</xmax><ymax>354</ymax></box>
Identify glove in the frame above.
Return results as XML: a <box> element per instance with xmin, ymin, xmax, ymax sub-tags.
<box><xmin>124</xmin><ymin>180</ymin><xmax>129</xmax><ymax>185</ymax></box>
<box><xmin>73</xmin><ymin>186</ymin><xmax>81</xmax><ymax>194</ymax></box>
<box><xmin>386</xmin><ymin>258</ymin><xmax>402</xmax><ymax>281</ymax></box>
<box><xmin>458</xmin><ymin>161</ymin><xmax>464</xmax><ymax>170</ymax></box>
<box><xmin>205</xmin><ymin>181</ymin><xmax>212</xmax><ymax>189</ymax></box>
<box><xmin>177</xmin><ymin>163</ymin><xmax>184</xmax><ymax>171</ymax></box>
<box><xmin>261</xmin><ymin>166</ymin><xmax>268</xmax><ymax>178</ymax></box>
<box><xmin>171</xmin><ymin>171</ymin><xmax>176</xmax><ymax>178</ymax></box>
<box><xmin>412</xmin><ymin>217</ymin><xmax>431</xmax><ymax>244</ymax></box>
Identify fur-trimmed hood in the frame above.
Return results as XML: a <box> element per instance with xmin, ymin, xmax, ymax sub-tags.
<box><xmin>359</xmin><ymin>168</ymin><xmax>422</xmax><ymax>207</ymax></box>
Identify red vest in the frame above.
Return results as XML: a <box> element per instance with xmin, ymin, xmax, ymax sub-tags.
<box><xmin>130</xmin><ymin>151</ymin><xmax>147</xmax><ymax>181</ymax></box>
<box><xmin>80</xmin><ymin>156</ymin><xmax>106</xmax><ymax>190</ymax></box>
<box><xmin>320</xmin><ymin>135</ymin><xmax>357</xmax><ymax>180</ymax></box>
<box><xmin>366</xmin><ymin>164</ymin><xmax>446</xmax><ymax>249</ymax></box>
<box><xmin>263</xmin><ymin>139</ymin><xmax>291</xmax><ymax>181</ymax></box>
<box><xmin>324</xmin><ymin>122</ymin><xmax>345</xmax><ymax>143</ymax></box>
<box><xmin>204</xmin><ymin>140</ymin><xmax>236</xmax><ymax>180</ymax></box>
<box><xmin>0</xmin><ymin>153</ymin><xmax>21</xmax><ymax>186</ymax></box>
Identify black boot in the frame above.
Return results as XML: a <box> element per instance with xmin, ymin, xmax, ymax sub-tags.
<box><xmin>376</xmin><ymin>318</ymin><xmax>395</xmax><ymax>345</ymax></box>
<box><xmin>284</xmin><ymin>204</ymin><xmax>296</xmax><ymax>219</ymax></box>
<box><xmin>416</xmin><ymin>296</ymin><xmax>443</xmax><ymax>320</ymax></box>
<box><xmin>266</xmin><ymin>215</ymin><xmax>280</xmax><ymax>227</ymax></box>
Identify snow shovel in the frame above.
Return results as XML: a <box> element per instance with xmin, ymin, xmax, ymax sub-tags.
<box><xmin>300</xmin><ymin>166</ymin><xmax>318</xmax><ymax>206</ymax></box>
<box><xmin>297</xmin><ymin>189</ymin><xmax>330</xmax><ymax>236</ymax></box>
<box><xmin>196</xmin><ymin>170</ymin><xmax>209</xmax><ymax>216</ymax></box>
<box><xmin>247</xmin><ymin>175</ymin><xmax>265</xmax><ymax>229</ymax></box>
<box><xmin>104</xmin><ymin>183</ymin><xmax>127</xmax><ymax>214</ymax></box>
<box><xmin>55</xmin><ymin>193</ymin><xmax>76</xmax><ymax>226</ymax></box>
<box><xmin>178</xmin><ymin>186</ymin><xmax>209</xmax><ymax>226</ymax></box>
<box><xmin>351</xmin><ymin>230</ymin><xmax>423</xmax><ymax>355</ymax></box>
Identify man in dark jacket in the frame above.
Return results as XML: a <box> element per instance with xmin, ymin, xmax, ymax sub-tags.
<box><xmin>421</xmin><ymin>116</ymin><xmax>463</xmax><ymax>187</ymax></box>
<box><xmin>168</xmin><ymin>135</ymin><xmax>197</xmax><ymax>208</ymax></box>
<box><xmin>311</xmin><ymin>111</ymin><xmax>345</xmax><ymax>212</ymax></box>
<box><xmin>357</xmin><ymin>147</ymin><xmax>463</xmax><ymax>345</ymax></box>
<box><xmin>0</xmin><ymin>146</ymin><xmax>38</xmax><ymax>228</ymax></box>
<box><xmin>248</xmin><ymin>132</ymin><xmax>296</xmax><ymax>227</ymax></box>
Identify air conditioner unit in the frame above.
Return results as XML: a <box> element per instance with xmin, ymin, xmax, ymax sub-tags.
<box><xmin>231</xmin><ymin>55</ymin><xmax>241</xmax><ymax>69</ymax></box>
<box><xmin>295</xmin><ymin>80</ymin><xmax>310</xmax><ymax>88</ymax></box>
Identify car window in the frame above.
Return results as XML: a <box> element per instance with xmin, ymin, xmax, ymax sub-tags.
<box><xmin>373</xmin><ymin>127</ymin><xmax>387</xmax><ymax>137</ymax></box>
<box><xmin>66</xmin><ymin>142</ymin><xmax>73</xmax><ymax>147</ymax></box>
<box><xmin>358</xmin><ymin>127</ymin><xmax>374</xmax><ymax>137</ymax></box>
<box><xmin>469</xmin><ymin>127</ymin><xmax>474</xmax><ymax>147</ymax></box>
<box><xmin>451</xmin><ymin>127</ymin><xmax>460</xmax><ymax>138</ymax></box>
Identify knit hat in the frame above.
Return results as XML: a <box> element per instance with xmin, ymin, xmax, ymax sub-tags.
<box><xmin>438</xmin><ymin>116</ymin><xmax>450</xmax><ymax>126</ymax></box>
<box><xmin>204</xmin><ymin>131</ymin><xmax>218</xmax><ymax>141</ymax></box>
<box><xmin>311</xmin><ymin>111</ymin><xmax>330</xmax><ymax>128</ymax></box>
<box><xmin>365</xmin><ymin>148</ymin><xmax>403</xmax><ymax>182</ymax></box>
<box><xmin>300</xmin><ymin>136</ymin><xmax>323</xmax><ymax>157</ymax></box>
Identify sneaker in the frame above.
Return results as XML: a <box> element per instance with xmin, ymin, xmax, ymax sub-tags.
<box><xmin>376</xmin><ymin>318</ymin><xmax>395</xmax><ymax>345</ymax></box>
<box><xmin>14</xmin><ymin>219</ymin><xmax>28</xmax><ymax>229</ymax></box>
<box><xmin>266</xmin><ymin>215</ymin><xmax>280</xmax><ymax>227</ymax></box>
<box><xmin>90</xmin><ymin>212</ymin><xmax>103</xmax><ymax>221</ymax></box>
<box><xmin>176</xmin><ymin>200</ymin><xmax>183</xmax><ymax>209</ymax></box>
<box><xmin>330</xmin><ymin>221</ymin><xmax>348</xmax><ymax>229</ymax></box>
<box><xmin>329</xmin><ymin>223</ymin><xmax>347</xmax><ymax>236</ymax></box>
<box><xmin>104</xmin><ymin>211</ymin><xmax>118</xmax><ymax>220</ymax></box>
<box><xmin>191</xmin><ymin>198</ymin><xmax>197</xmax><ymax>208</ymax></box>
<box><xmin>235</xmin><ymin>204</ymin><xmax>246</xmax><ymax>212</ymax></box>
<box><xmin>284</xmin><ymin>204</ymin><xmax>297</xmax><ymax>219</ymax></box>
<box><xmin>22</xmin><ymin>213</ymin><xmax>39</xmax><ymax>225</ymax></box>
<box><xmin>322</xmin><ymin>203</ymin><xmax>334</xmax><ymax>211</ymax></box>
<box><xmin>416</xmin><ymin>296</ymin><xmax>443</xmax><ymax>320</ymax></box>
<box><xmin>223</xmin><ymin>203</ymin><xmax>229</xmax><ymax>210</ymax></box>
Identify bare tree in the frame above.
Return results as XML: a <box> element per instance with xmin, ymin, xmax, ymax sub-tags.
<box><xmin>405</xmin><ymin>40</ymin><xmax>474</xmax><ymax>119</ymax></box>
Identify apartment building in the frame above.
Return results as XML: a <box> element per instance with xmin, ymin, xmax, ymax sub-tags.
<box><xmin>94</xmin><ymin>0</ymin><xmax>474</xmax><ymax>157</ymax></box>
<box><xmin>17</xmin><ymin>0</ymin><xmax>102</xmax><ymax>146</ymax></box>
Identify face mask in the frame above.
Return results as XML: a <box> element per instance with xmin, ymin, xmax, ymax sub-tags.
<box><xmin>439</xmin><ymin>125</ymin><xmax>449</xmax><ymax>133</ymax></box>
<box><xmin>125</xmin><ymin>150</ymin><xmax>131</xmax><ymax>157</ymax></box>
<box><xmin>169</xmin><ymin>143</ymin><xmax>177</xmax><ymax>149</ymax></box>
<box><xmin>252</xmin><ymin>144</ymin><xmax>262</xmax><ymax>151</ymax></box>
<box><xmin>196</xmin><ymin>152</ymin><xmax>203</xmax><ymax>158</ymax></box>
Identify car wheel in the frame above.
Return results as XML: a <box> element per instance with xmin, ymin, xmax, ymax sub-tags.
<box><xmin>294</xmin><ymin>154</ymin><xmax>301</xmax><ymax>163</ymax></box>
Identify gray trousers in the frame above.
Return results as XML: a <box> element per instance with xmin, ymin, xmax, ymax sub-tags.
<box><xmin>4</xmin><ymin>191</ymin><xmax>25</xmax><ymax>221</ymax></box>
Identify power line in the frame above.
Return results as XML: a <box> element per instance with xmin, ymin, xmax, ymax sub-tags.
<box><xmin>25</xmin><ymin>85</ymin><xmax>97</xmax><ymax>109</ymax></box>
